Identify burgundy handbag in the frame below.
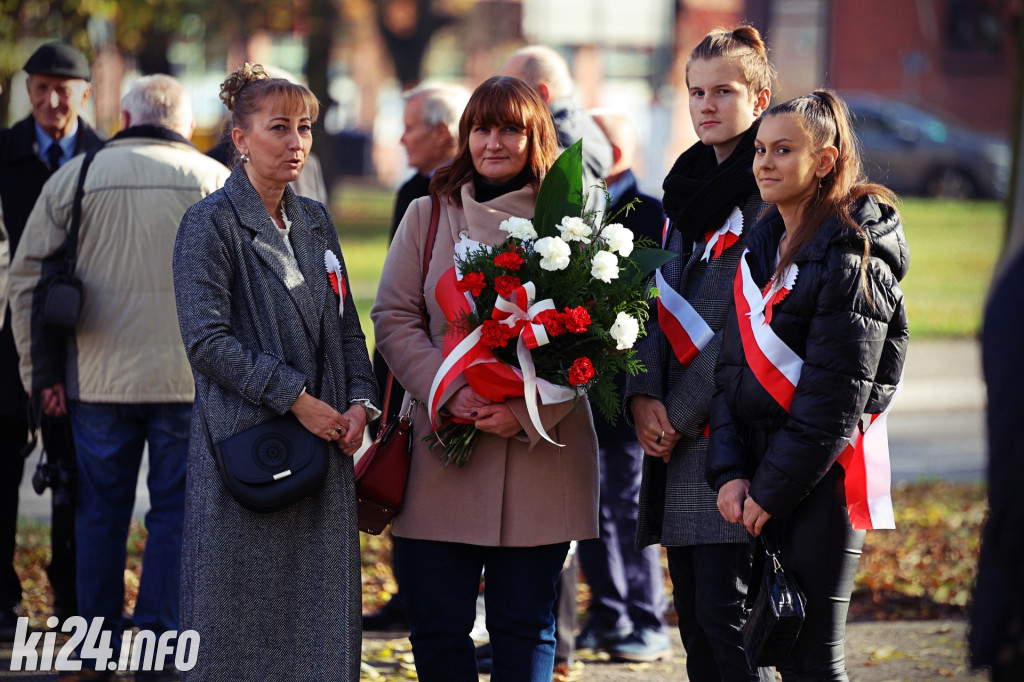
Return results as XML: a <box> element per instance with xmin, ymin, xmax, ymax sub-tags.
<box><xmin>354</xmin><ymin>372</ymin><xmax>413</xmax><ymax>534</ymax></box>
<box><xmin>354</xmin><ymin>196</ymin><xmax>440</xmax><ymax>534</ymax></box>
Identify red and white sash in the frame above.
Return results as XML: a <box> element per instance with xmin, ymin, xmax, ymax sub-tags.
<box><xmin>655</xmin><ymin>213</ymin><xmax>729</xmax><ymax>368</ymax></box>
<box><xmin>734</xmin><ymin>250</ymin><xmax>896</xmax><ymax>530</ymax></box>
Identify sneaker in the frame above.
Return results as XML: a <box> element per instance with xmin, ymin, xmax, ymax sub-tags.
<box><xmin>608</xmin><ymin>628</ymin><xmax>672</xmax><ymax>662</ymax></box>
<box><xmin>574</xmin><ymin>623</ymin><xmax>630</xmax><ymax>651</ymax></box>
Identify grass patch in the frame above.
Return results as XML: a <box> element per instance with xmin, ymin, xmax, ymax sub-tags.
<box><xmin>898</xmin><ymin>199</ymin><xmax>1004</xmax><ymax>338</ymax></box>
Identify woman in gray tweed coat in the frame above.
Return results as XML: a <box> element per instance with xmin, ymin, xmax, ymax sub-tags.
<box><xmin>172</xmin><ymin>65</ymin><xmax>377</xmax><ymax>680</ymax></box>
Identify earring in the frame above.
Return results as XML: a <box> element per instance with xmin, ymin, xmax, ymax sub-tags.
<box><xmin>239</xmin><ymin>151</ymin><xmax>250</xmax><ymax>163</ymax></box>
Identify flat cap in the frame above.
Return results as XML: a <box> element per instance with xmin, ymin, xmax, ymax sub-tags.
<box><xmin>24</xmin><ymin>42</ymin><xmax>91</xmax><ymax>81</ymax></box>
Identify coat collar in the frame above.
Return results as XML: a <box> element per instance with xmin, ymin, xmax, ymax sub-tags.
<box><xmin>8</xmin><ymin>115</ymin><xmax>103</xmax><ymax>163</ymax></box>
<box><xmin>224</xmin><ymin>166</ymin><xmax>327</xmax><ymax>343</ymax></box>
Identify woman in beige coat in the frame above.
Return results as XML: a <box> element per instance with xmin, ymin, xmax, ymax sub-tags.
<box><xmin>371</xmin><ymin>76</ymin><xmax>599</xmax><ymax>681</ymax></box>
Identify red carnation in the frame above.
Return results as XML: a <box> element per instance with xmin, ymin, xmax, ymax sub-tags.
<box><xmin>455</xmin><ymin>271</ymin><xmax>487</xmax><ymax>297</ymax></box>
<box><xmin>494</xmin><ymin>251</ymin><xmax>524</xmax><ymax>271</ymax></box>
<box><xmin>569</xmin><ymin>357</ymin><xmax>595</xmax><ymax>386</ymax></box>
<box><xmin>480</xmin><ymin>319</ymin><xmax>513</xmax><ymax>349</ymax></box>
<box><xmin>564</xmin><ymin>306</ymin><xmax>592</xmax><ymax>334</ymax></box>
<box><xmin>494</xmin><ymin>275</ymin><xmax>521</xmax><ymax>298</ymax></box>
<box><xmin>535</xmin><ymin>309</ymin><xmax>567</xmax><ymax>337</ymax></box>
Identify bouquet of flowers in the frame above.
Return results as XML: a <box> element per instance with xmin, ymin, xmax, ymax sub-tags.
<box><xmin>425</xmin><ymin>141</ymin><xmax>673</xmax><ymax>466</ymax></box>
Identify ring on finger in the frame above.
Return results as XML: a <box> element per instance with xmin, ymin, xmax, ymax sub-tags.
<box><xmin>655</xmin><ymin>429</ymin><xmax>665</xmax><ymax>445</ymax></box>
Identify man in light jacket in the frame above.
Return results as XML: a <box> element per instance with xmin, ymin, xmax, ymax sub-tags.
<box><xmin>10</xmin><ymin>74</ymin><xmax>228</xmax><ymax>675</ymax></box>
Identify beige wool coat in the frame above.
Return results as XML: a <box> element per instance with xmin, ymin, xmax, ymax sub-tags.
<box><xmin>371</xmin><ymin>181</ymin><xmax>599</xmax><ymax>547</ymax></box>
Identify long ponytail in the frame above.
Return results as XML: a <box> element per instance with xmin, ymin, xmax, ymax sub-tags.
<box><xmin>765</xmin><ymin>90</ymin><xmax>897</xmax><ymax>294</ymax></box>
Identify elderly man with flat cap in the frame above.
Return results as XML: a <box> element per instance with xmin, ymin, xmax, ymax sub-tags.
<box><xmin>0</xmin><ymin>41</ymin><xmax>104</xmax><ymax>640</ymax></box>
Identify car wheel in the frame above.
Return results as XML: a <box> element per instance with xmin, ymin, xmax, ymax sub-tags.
<box><xmin>924</xmin><ymin>167</ymin><xmax>976</xmax><ymax>199</ymax></box>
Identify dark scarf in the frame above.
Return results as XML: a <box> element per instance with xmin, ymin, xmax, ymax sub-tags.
<box><xmin>662</xmin><ymin>120</ymin><xmax>761</xmax><ymax>242</ymax></box>
<box><xmin>473</xmin><ymin>167</ymin><xmax>531</xmax><ymax>204</ymax></box>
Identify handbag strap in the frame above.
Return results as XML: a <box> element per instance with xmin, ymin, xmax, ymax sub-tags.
<box><xmin>417</xmin><ymin>194</ymin><xmax>441</xmax><ymax>333</ymax></box>
<box><xmin>63</xmin><ymin>144</ymin><xmax>104</xmax><ymax>277</ymax></box>
<box><xmin>745</xmin><ymin>521</ymin><xmax>786</xmax><ymax>610</ymax></box>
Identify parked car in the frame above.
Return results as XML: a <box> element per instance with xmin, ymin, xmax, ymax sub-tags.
<box><xmin>843</xmin><ymin>92</ymin><xmax>1010</xmax><ymax>200</ymax></box>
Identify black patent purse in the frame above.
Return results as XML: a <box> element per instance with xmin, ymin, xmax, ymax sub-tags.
<box><xmin>742</xmin><ymin>523</ymin><xmax>807</xmax><ymax>668</ymax></box>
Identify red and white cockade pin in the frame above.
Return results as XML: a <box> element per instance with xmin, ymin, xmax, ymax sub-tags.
<box><xmin>702</xmin><ymin>206</ymin><xmax>744</xmax><ymax>261</ymax></box>
<box><xmin>759</xmin><ymin>262</ymin><xmax>798</xmax><ymax>325</ymax></box>
<box><xmin>325</xmin><ymin>250</ymin><xmax>346</xmax><ymax>316</ymax></box>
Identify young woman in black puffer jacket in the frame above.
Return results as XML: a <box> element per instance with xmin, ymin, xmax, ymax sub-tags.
<box><xmin>707</xmin><ymin>90</ymin><xmax>909</xmax><ymax>681</ymax></box>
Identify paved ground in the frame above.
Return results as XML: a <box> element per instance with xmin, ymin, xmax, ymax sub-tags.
<box><xmin>361</xmin><ymin>620</ymin><xmax>987</xmax><ymax>681</ymax></box>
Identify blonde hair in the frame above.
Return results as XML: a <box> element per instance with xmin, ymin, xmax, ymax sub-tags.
<box><xmin>686</xmin><ymin>24</ymin><xmax>776</xmax><ymax>94</ymax></box>
<box><xmin>219</xmin><ymin>63</ymin><xmax>319</xmax><ymax>131</ymax></box>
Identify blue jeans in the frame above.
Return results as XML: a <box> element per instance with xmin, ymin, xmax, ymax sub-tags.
<box><xmin>70</xmin><ymin>402</ymin><xmax>189</xmax><ymax>650</ymax></box>
<box><xmin>578</xmin><ymin>438</ymin><xmax>667</xmax><ymax>634</ymax></box>
<box><xmin>393</xmin><ymin>537</ymin><xmax>568</xmax><ymax>682</ymax></box>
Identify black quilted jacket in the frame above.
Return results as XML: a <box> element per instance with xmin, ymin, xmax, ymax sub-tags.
<box><xmin>706</xmin><ymin>194</ymin><xmax>909</xmax><ymax>518</ymax></box>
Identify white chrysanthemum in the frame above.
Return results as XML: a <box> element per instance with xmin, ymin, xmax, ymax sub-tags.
<box><xmin>609</xmin><ymin>312</ymin><xmax>639</xmax><ymax>350</ymax></box>
<box><xmin>556</xmin><ymin>216</ymin><xmax>593</xmax><ymax>244</ymax></box>
<box><xmin>601</xmin><ymin>223</ymin><xmax>635</xmax><ymax>256</ymax></box>
<box><xmin>591</xmin><ymin>250</ymin><xmax>619</xmax><ymax>283</ymax></box>
<box><xmin>534</xmin><ymin>236</ymin><xmax>571</xmax><ymax>271</ymax></box>
<box><xmin>499</xmin><ymin>216</ymin><xmax>538</xmax><ymax>241</ymax></box>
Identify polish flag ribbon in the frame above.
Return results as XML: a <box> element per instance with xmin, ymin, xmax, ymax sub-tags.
<box><xmin>734</xmin><ymin>250</ymin><xmax>896</xmax><ymax>530</ymax></box>
<box><xmin>656</xmin><ymin>269</ymin><xmax>713</xmax><ymax>367</ymax></box>
<box><xmin>427</xmin><ymin>267</ymin><xmax>573</xmax><ymax>446</ymax></box>
<box><xmin>324</xmin><ymin>250</ymin><xmax>345</xmax><ymax>316</ymax></box>
<box><xmin>702</xmin><ymin>206</ymin><xmax>744</xmax><ymax>261</ymax></box>
<box><xmin>656</xmin><ymin>218</ymin><xmax>714</xmax><ymax>368</ymax></box>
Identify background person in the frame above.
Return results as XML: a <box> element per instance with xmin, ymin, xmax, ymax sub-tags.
<box><xmin>574</xmin><ymin>109</ymin><xmax>670</xmax><ymax>663</ymax></box>
<box><xmin>371</xmin><ymin>75</ymin><xmax>599</xmax><ymax>682</ymax></box>
<box><xmin>0</xmin><ymin>41</ymin><xmax>104</xmax><ymax>637</ymax></box>
<box><xmin>173</xmin><ymin>63</ymin><xmax>378</xmax><ymax>680</ymax></box>
<box><xmin>9</xmin><ymin>74</ymin><xmax>228</xmax><ymax>679</ymax></box>
<box><xmin>501</xmin><ymin>45</ymin><xmax>612</xmax><ymax>209</ymax></box>
<box><xmin>707</xmin><ymin>90</ymin><xmax>909</xmax><ymax>681</ymax></box>
<box><xmin>970</xmin><ymin>242</ymin><xmax>1024</xmax><ymax>680</ymax></box>
<box><xmin>626</xmin><ymin>25</ymin><xmax>775</xmax><ymax>681</ymax></box>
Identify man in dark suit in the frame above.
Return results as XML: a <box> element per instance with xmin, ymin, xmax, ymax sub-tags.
<box><xmin>0</xmin><ymin>42</ymin><xmax>104</xmax><ymax>638</ymax></box>
<box><xmin>365</xmin><ymin>83</ymin><xmax>466</xmax><ymax>632</ymax></box>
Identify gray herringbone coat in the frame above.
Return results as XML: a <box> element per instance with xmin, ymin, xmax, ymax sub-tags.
<box><xmin>173</xmin><ymin>167</ymin><xmax>377</xmax><ymax>680</ymax></box>
<box><xmin>626</xmin><ymin>192</ymin><xmax>764</xmax><ymax>548</ymax></box>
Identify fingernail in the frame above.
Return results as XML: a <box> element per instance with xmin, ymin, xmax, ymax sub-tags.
<box><xmin>470</xmin><ymin>411</ymin><xmax>478</xmax><ymax>418</ymax></box>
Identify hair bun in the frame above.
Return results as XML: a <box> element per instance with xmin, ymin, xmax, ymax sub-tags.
<box><xmin>219</xmin><ymin>63</ymin><xmax>270</xmax><ymax>111</ymax></box>
<box><xmin>730</xmin><ymin>24</ymin><xmax>767</xmax><ymax>57</ymax></box>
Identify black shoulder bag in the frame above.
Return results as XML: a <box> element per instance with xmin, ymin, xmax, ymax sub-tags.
<box><xmin>741</xmin><ymin>522</ymin><xmax>807</xmax><ymax>668</ymax></box>
<box><xmin>40</xmin><ymin>145</ymin><xmax>102</xmax><ymax>332</ymax></box>
<box><xmin>203</xmin><ymin>317</ymin><xmax>331</xmax><ymax>514</ymax></box>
